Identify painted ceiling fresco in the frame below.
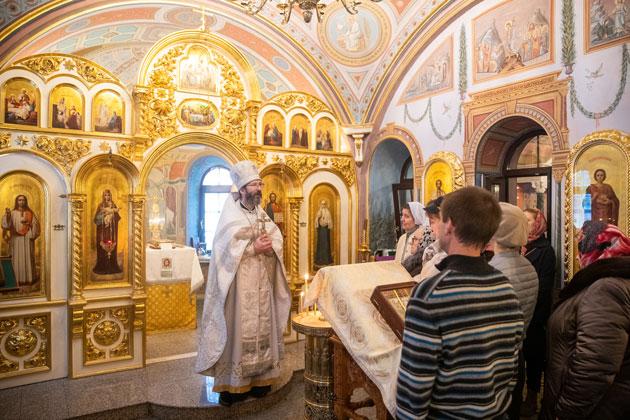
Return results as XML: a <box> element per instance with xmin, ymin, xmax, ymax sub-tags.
<box><xmin>0</xmin><ymin>0</ymin><xmax>464</xmax><ymax>123</ymax></box>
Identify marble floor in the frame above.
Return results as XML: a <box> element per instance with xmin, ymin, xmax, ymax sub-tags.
<box><xmin>0</xmin><ymin>301</ymin><xmax>306</xmax><ymax>420</ymax></box>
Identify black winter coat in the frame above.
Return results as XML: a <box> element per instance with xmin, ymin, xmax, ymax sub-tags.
<box><xmin>540</xmin><ymin>257</ymin><xmax>630</xmax><ymax>420</ymax></box>
<box><xmin>524</xmin><ymin>236</ymin><xmax>555</xmax><ymax>327</ymax></box>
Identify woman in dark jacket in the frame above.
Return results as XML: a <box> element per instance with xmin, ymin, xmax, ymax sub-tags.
<box><xmin>520</xmin><ymin>208</ymin><xmax>555</xmax><ymax>415</ymax></box>
<box><xmin>540</xmin><ymin>221</ymin><xmax>630</xmax><ymax>420</ymax></box>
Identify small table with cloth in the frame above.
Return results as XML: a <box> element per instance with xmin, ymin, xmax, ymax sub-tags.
<box><xmin>145</xmin><ymin>245</ymin><xmax>203</xmax><ymax>332</ymax></box>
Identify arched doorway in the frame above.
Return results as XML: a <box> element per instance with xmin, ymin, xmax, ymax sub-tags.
<box><xmin>476</xmin><ymin>116</ymin><xmax>552</xmax><ymax>237</ymax></box>
<box><xmin>368</xmin><ymin>139</ymin><xmax>413</xmax><ymax>253</ymax></box>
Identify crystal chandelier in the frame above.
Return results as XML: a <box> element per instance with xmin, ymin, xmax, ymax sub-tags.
<box><xmin>236</xmin><ymin>0</ymin><xmax>382</xmax><ymax>24</ymax></box>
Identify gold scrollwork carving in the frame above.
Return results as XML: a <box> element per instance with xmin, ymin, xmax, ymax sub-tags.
<box><xmin>0</xmin><ymin>319</ymin><xmax>17</xmax><ymax>333</ymax></box>
<box><xmin>83</xmin><ymin>307</ymin><xmax>132</xmax><ymax>365</ymax></box>
<box><xmin>23</xmin><ymin>340</ymin><xmax>47</xmax><ymax>369</ymax></box>
<box><xmin>18</xmin><ymin>56</ymin><xmax>63</xmax><ymax>76</ymax></box>
<box><xmin>0</xmin><ymin>131</ymin><xmax>10</xmax><ymax>149</ymax></box>
<box><xmin>285</xmin><ymin>155</ymin><xmax>320</xmax><ymax>180</ymax></box>
<box><xmin>215</xmin><ymin>53</ymin><xmax>247</xmax><ymax>147</ymax></box>
<box><xmin>271</xmin><ymin>93</ymin><xmax>330</xmax><ymax>115</ymax></box>
<box><xmin>26</xmin><ymin>315</ymin><xmax>47</xmax><ymax>335</ymax></box>
<box><xmin>5</xmin><ymin>329</ymin><xmax>38</xmax><ymax>357</ymax></box>
<box><xmin>85</xmin><ymin>338</ymin><xmax>106</xmax><ymax>362</ymax></box>
<box><xmin>71</xmin><ymin>59</ymin><xmax>115</xmax><ymax>84</ymax></box>
<box><xmin>13</xmin><ymin>55</ymin><xmax>117</xmax><ymax>85</ymax></box>
<box><xmin>0</xmin><ymin>314</ymin><xmax>50</xmax><ymax>378</ymax></box>
<box><xmin>93</xmin><ymin>320</ymin><xmax>121</xmax><ymax>347</ymax></box>
<box><xmin>33</xmin><ymin>136</ymin><xmax>91</xmax><ymax>174</ymax></box>
<box><xmin>117</xmin><ymin>142</ymin><xmax>136</xmax><ymax>160</ymax></box>
<box><xmin>85</xmin><ymin>310</ymin><xmax>105</xmax><ymax>330</ymax></box>
<box><xmin>140</xmin><ymin>46</ymin><xmax>184</xmax><ymax>143</ymax></box>
<box><xmin>250</xmin><ymin>150</ymin><xmax>267</xmax><ymax>167</ymax></box>
<box><xmin>330</xmin><ymin>157</ymin><xmax>356</xmax><ymax>186</ymax></box>
<box><xmin>109</xmin><ymin>334</ymin><xmax>130</xmax><ymax>358</ymax></box>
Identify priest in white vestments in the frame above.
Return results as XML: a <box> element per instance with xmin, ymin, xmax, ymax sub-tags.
<box><xmin>195</xmin><ymin>160</ymin><xmax>291</xmax><ymax>407</ymax></box>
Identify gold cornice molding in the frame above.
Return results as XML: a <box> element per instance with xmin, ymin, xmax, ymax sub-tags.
<box><xmin>465</xmin><ymin>72</ymin><xmax>568</xmax><ymax>109</ymax></box>
<box><xmin>9</xmin><ymin>53</ymin><xmax>122</xmax><ymax>87</ymax></box>
<box><xmin>32</xmin><ymin>135</ymin><xmax>92</xmax><ymax>175</ymax></box>
<box><xmin>463</xmin><ymin>72</ymin><xmax>570</xmax><ymax>164</ymax></box>
<box><xmin>265</xmin><ymin>92</ymin><xmax>332</xmax><ymax>116</ymax></box>
<box><xmin>0</xmin><ymin>299</ymin><xmax>67</xmax><ymax>311</ymax></box>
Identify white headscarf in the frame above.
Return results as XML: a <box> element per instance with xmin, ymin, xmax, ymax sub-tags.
<box><xmin>408</xmin><ymin>201</ymin><xmax>426</xmax><ymax>226</ymax></box>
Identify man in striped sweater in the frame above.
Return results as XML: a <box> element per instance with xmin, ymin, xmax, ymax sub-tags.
<box><xmin>396</xmin><ymin>187</ymin><xmax>524</xmax><ymax>419</ymax></box>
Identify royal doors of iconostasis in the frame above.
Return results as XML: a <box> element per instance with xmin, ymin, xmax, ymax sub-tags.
<box><xmin>0</xmin><ymin>151</ymin><xmax>69</xmax><ymax>388</ymax></box>
<box><xmin>140</xmin><ymin>137</ymin><xmax>249</xmax><ymax>337</ymax></box>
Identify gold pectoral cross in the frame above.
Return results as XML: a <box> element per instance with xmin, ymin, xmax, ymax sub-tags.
<box><xmin>257</xmin><ymin>213</ymin><xmax>271</xmax><ymax>236</ymax></box>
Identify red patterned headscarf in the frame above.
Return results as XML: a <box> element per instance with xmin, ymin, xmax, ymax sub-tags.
<box><xmin>578</xmin><ymin>221</ymin><xmax>630</xmax><ymax>268</ymax></box>
<box><xmin>525</xmin><ymin>208</ymin><xmax>547</xmax><ymax>243</ymax></box>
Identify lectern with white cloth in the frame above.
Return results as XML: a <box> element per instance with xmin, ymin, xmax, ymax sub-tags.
<box><xmin>145</xmin><ymin>246</ymin><xmax>204</xmax><ymax>332</ymax></box>
<box><xmin>304</xmin><ymin>261</ymin><xmax>412</xmax><ymax>417</ymax></box>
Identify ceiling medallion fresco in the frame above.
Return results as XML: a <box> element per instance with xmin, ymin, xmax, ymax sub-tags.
<box><xmin>318</xmin><ymin>2</ymin><xmax>391</xmax><ymax>67</ymax></box>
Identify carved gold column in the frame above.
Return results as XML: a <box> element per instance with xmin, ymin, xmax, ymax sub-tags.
<box><xmin>68</xmin><ymin>194</ymin><xmax>87</xmax><ymax>341</ymax></box>
<box><xmin>130</xmin><ymin>195</ymin><xmax>146</xmax><ymax>295</ymax></box>
<box><xmin>130</xmin><ymin>195</ymin><xmax>146</xmax><ymax>333</ymax></box>
<box><xmin>132</xmin><ymin>85</ymin><xmax>152</xmax><ymax>149</ymax></box>
<box><xmin>245</xmin><ymin>100</ymin><xmax>261</xmax><ymax>145</ymax></box>
<box><xmin>288</xmin><ymin>197</ymin><xmax>303</xmax><ymax>289</ymax></box>
<box><xmin>68</xmin><ymin>194</ymin><xmax>87</xmax><ymax>303</ymax></box>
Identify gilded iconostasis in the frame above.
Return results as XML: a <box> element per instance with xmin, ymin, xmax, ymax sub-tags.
<box><xmin>0</xmin><ymin>0</ymin><xmax>629</xmax><ymax>388</ymax></box>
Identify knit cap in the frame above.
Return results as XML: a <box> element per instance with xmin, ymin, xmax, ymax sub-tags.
<box><xmin>493</xmin><ymin>202</ymin><xmax>528</xmax><ymax>248</ymax></box>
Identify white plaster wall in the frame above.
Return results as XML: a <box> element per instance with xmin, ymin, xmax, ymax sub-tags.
<box><xmin>300</xmin><ymin>171</ymin><xmax>357</xmax><ymax>276</ymax></box>
<box><xmin>0</xmin><ymin>151</ymin><xmax>69</xmax><ymax>388</ymax></box>
<box><xmin>382</xmin><ymin>0</ymin><xmax>630</xmax><ymax>159</ymax></box>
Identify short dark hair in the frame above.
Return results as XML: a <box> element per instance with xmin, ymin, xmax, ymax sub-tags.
<box><xmin>424</xmin><ymin>196</ymin><xmax>444</xmax><ymax>216</ymax></box>
<box><xmin>441</xmin><ymin>187</ymin><xmax>501</xmax><ymax>248</ymax></box>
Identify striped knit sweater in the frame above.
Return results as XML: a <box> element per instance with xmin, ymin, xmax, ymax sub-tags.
<box><xmin>396</xmin><ymin>255</ymin><xmax>524</xmax><ymax>419</ymax></box>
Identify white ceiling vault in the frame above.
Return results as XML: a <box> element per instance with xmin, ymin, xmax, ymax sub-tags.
<box><xmin>0</xmin><ymin>0</ymin><xmax>480</xmax><ymax>124</ymax></box>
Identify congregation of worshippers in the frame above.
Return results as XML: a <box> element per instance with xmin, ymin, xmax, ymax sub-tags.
<box><xmin>197</xmin><ymin>161</ymin><xmax>630</xmax><ymax>419</ymax></box>
<box><xmin>391</xmin><ymin>187</ymin><xmax>630</xmax><ymax>419</ymax></box>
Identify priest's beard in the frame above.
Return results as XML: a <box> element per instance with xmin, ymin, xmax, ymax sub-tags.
<box><xmin>243</xmin><ymin>190</ymin><xmax>262</xmax><ymax>208</ymax></box>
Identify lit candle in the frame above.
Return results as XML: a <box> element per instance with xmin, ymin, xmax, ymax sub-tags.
<box><xmin>299</xmin><ymin>291</ymin><xmax>304</xmax><ymax>313</ymax></box>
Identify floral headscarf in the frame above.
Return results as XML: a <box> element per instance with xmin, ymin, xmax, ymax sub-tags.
<box><xmin>578</xmin><ymin>220</ymin><xmax>630</xmax><ymax>268</ymax></box>
<box><xmin>525</xmin><ymin>208</ymin><xmax>547</xmax><ymax>243</ymax></box>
